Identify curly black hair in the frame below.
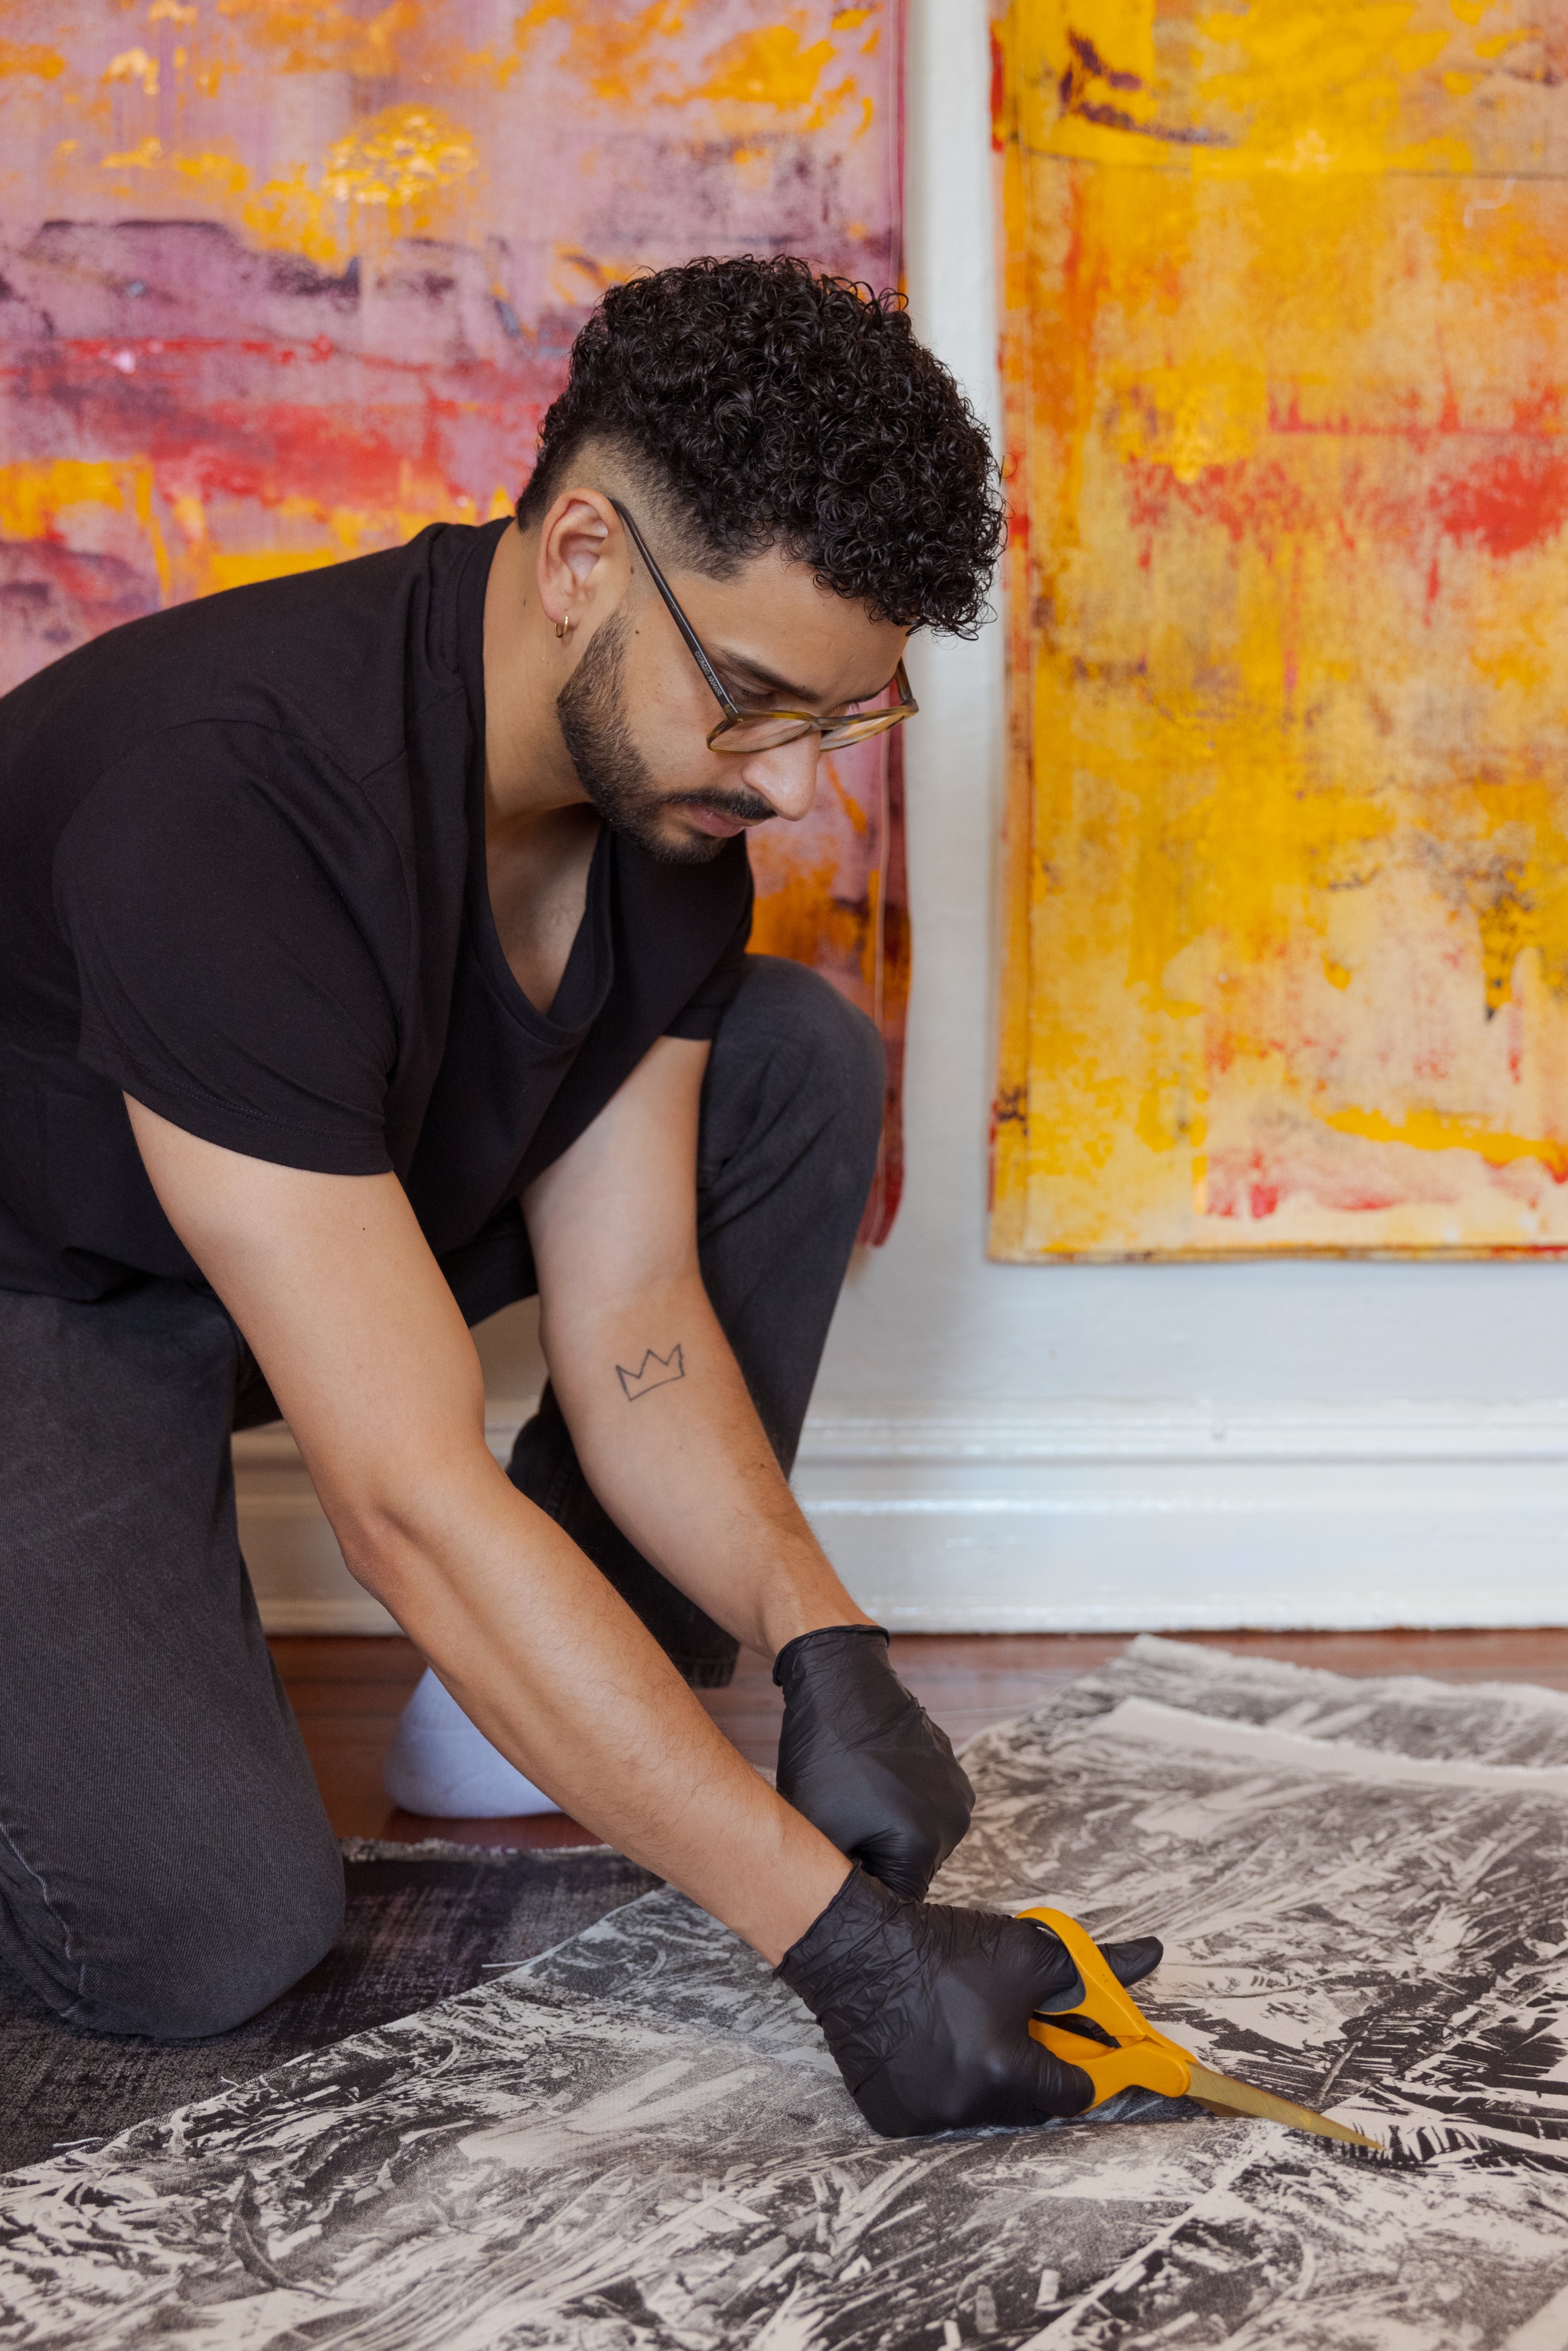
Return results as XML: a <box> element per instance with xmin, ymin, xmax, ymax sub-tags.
<box><xmin>516</xmin><ymin>255</ymin><xmax>1004</xmax><ymax>636</ymax></box>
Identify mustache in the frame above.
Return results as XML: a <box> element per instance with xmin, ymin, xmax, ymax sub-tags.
<box><xmin>666</xmin><ymin>787</ymin><xmax>777</xmax><ymax>825</ymax></box>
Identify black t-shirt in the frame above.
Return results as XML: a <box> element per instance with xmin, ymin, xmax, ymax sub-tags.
<box><xmin>0</xmin><ymin>519</ymin><xmax>751</xmax><ymax>1302</ymax></box>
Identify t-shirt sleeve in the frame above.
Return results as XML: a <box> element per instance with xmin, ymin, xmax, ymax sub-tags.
<box><xmin>55</xmin><ymin>741</ymin><xmax>398</xmax><ymax>1175</ymax></box>
<box><xmin>662</xmin><ymin>877</ymin><xmax>754</xmax><ymax>1041</ymax></box>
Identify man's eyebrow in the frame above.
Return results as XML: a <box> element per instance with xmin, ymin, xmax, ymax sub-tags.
<box><xmin>711</xmin><ymin>645</ymin><xmax>897</xmax><ymax>710</ymax></box>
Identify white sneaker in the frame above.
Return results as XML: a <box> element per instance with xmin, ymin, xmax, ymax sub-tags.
<box><xmin>384</xmin><ymin>1667</ymin><xmax>563</xmax><ymax>1818</ymax></box>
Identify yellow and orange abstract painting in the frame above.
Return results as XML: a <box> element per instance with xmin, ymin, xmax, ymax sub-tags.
<box><xmin>992</xmin><ymin>0</ymin><xmax>1568</xmax><ymax>1256</ymax></box>
<box><xmin>0</xmin><ymin>0</ymin><xmax>909</xmax><ymax>1236</ymax></box>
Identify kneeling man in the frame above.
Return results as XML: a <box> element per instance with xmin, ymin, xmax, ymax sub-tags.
<box><xmin>0</xmin><ymin>256</ymin><xmax>1158</xmax><ymax>2135</ymax></box>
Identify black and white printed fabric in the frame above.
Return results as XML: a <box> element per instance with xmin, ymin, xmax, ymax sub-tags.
<box><xmin>6</xmin><ymin>1637</ymin><xmax>1568</xmax><ymax>2348</ymax></box>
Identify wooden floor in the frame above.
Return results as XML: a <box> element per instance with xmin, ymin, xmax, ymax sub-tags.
<box><xmin>271</xmin><ymin>1628</ymin><xmax>1568</xmax><ymax>1850</ymax></box>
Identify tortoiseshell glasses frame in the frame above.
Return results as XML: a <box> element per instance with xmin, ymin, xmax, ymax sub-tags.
<box><xmin>609</xmin><ymin>498</ymin><xmax>918</xmax><ymax>756</ymax></box>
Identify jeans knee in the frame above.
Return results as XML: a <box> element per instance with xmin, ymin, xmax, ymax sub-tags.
<box><xmin>730</xmin><ymin>955</ymin><xmax>885</xmax><ymax>1148</ymax></box>
<box><xmin>47</xmin><ymin>1837</ymin><xmax>344</xmax><ymax>2041</ymax></box>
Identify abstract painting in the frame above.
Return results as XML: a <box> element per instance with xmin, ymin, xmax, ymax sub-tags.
<box><xmin>0</xmin><ymin>0</ymin><xmax>907</xmax><ymax>1237</ymax></box>
<box><xmin>991</xmin><ymin>0</ymin><xmax>1568</xmax><ymax>1258</ymax></box>
<box><xmin>8</xmin><ymin>1635</ymin><xmax>1568</xmax><ymax>2344</ymax></box>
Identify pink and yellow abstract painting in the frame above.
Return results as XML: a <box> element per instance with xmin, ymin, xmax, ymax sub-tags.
<box><xmin>991</xmin><ymin>0</ymin><xmax>1568</xmax><ymax>1257</ymax></box>
<box><xmin>0</xmin><ymin>0</ymin><xmax>908</xmax><ymax>1236</ymax></box>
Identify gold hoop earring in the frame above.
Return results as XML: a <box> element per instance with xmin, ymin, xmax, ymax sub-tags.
<box><xmin>554</xmin><ymin>612</ymin><xmax>573</xmax><ymax>641</ymax></box>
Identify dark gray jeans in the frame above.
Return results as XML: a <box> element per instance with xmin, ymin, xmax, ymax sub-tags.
<box><xmin>0</xmin><ymin>958</ymin><xmax>882</xmax><ymax>2038</ymax></box>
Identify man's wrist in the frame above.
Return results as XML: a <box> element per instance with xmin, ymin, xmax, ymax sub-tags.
<box><xmin>772</xmin><ymin>1621</ymin><xmax>890</xmax><ymax>1689</ymax></box>
<box><xmin>764</xmin><ymin>1599</ymin><xmax>880</xmax><ymax>1664</ymax></box>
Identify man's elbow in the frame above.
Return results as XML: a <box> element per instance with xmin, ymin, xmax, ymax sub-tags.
<box><xmin>319</xmin><ymin>1447</ymin><xmax>501</xmax><ymax>1615</ymax></box>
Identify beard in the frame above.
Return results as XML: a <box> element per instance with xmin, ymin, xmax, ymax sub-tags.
<box><xmin>555</xmin><ymin>611</ymin><xmax>775</xmax><ymax>865</ymax></box>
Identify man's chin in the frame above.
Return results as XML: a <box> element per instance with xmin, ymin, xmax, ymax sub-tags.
<box><xmin>606</xmin><ymin>807</ymin><xmax>731</xmax><ymax>867</ymax></box>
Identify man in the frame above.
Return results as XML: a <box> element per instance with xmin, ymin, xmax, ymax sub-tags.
<box><xmin>0</xmin><ymin>256</ymin><xmax>1159</xmax><ymax>2137</ymax></box>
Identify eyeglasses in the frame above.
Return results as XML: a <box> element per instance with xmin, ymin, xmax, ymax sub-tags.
<box><xmin>608</xmin><ymin>498</ymin><xmax>918</xmax><ymax>756</ymax></box>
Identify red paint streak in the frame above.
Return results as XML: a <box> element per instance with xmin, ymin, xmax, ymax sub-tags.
<box><xmin>1266</xmin><ymin>386</ymin><xmax>1568</xmax><ymax>451</ymax></box>
<box><xmin>2</xmin><ymin>341</ymin><xmax>550</xmax><ymax>525</ymax></box>
<box><xmin>1206</xmin><ymin>1141</ymin><xmax>1422</xmax><ymax>1221</ymax></box>
<box><xmin>1119</xmin><ymin>432</ymin><xmax>1568</xmax><ymax>574</ymax></box>
<box><xmin>1268</xmin><ymin>386</ymin><xmax>1437</xmax><ymax>446</ymax></box>
<box><xmin>1436</xmin><ymin>452</ymin><xmax>1568</xmax><ymax>559</ymax></box>
<box><xmin>1125</xmin><ymin>457</ymin><xmax>1312</xmax><ymax>551</ymax></box>
<box><xmin>61</xmin><ymin>334</ymin><xmax>454</xmax><ymax>380</ymax></box>
<box><xmin>990</xmin><ymin>25</ymin><xmax>1006</xmax><ymax>149</ymax></box>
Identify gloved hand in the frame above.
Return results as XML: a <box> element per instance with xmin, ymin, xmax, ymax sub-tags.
<box><xmin>773</xmin><ymin>1624</ymin><xmax>974</xmax><ymax>1899</ymax></box>
<box><xmin>776</xmin><ymin>1866</ymin><xmax>1164</xmax><ymax>2138</ymax></box>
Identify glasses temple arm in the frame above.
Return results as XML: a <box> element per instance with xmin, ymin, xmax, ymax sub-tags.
<box><xmin>606</xmin><ymin>498</ymin><xmax>739</xmax><ymax>719</ymax></box>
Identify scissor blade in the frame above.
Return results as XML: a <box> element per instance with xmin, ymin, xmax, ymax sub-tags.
<box><xmin>1184</xmin><ymin>2062</ymin><xmax>1383</xmax><ymax>2152</ymax></box>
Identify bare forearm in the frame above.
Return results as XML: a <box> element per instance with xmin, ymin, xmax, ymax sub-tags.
<box><xmin>117</xmin><ymin>1102</ymin><xmax>851</xmax><ymax>1964</ymax></box>
<box><xmin>328</xmin><ymin>1453</ymin><xmax>850</xmax><ymax>1961</ymax></box>
<box><xmin>539</xmin><ymin>1272</ymin><xmax>871</xmax><ymax>1658</ymax></box>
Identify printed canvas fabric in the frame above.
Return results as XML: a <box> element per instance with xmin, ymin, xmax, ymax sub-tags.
<box><xmin>991</xmin><ymin>0</ymin><xmax>1568</xmax><ymax>1259</ymax></box>
<box><xmin>0</xmin><ymin>0</ymin><xmax>908</xmax><ymax>1239</ymax></box>
<box><xmin>8</xmin><ymin>1637</ymin><xmax>1568</xmax><ymax>2345</ymax></box>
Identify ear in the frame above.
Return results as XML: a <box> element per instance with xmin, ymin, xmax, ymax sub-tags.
<box><xmin>536</xmin><ymin>488</ymin><xmax>624</xmax><ymax>636</ymax></box>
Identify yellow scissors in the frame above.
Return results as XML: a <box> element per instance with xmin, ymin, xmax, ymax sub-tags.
<box><xmin>1021</xmin><ymin>1907</ymin><xmax>1382</xmax><ymax>2152</ymax></box>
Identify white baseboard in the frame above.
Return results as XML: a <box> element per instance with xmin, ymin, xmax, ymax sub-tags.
<box><xmin>234</xmin><ymin>1398</ymin><xmax>1568</xmax><ymax>1635</ymax></box>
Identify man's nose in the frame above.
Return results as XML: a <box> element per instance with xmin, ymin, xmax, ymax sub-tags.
<box><xmin>737</xmin><ymin>733</ymin><xmax>822</xmax><ymax>823</ymax></box>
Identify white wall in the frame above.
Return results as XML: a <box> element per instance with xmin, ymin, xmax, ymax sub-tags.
<box><xmin>240</xmin><ymin>0</ymin><xmax>1568</xmax><ymax>1636</ymax></box>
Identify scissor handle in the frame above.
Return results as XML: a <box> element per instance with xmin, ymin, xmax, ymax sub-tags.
<box><xmin>1019</xmin><ymin>1905</ymin><xmax>1192</xmax><ymax>2109</ymax></box>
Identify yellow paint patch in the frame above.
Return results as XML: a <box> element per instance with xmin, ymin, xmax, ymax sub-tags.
<box><xmin>102</xmin><ymin>137</ymin><xmax>166</xmax><ymax>173</ymax></box>
<box><xmin>214</xmin><ymin>0</ymin><xmax>419</xmax><ymax>80</ymax></box>
<box><xmin>0</xmin><ymin>38</ymin><xmax>65</xmax><ymax>77</ymax></box>
<box><xmin>105</xmin><ymin>47</ymin><xmax>160</xmax><ymax>94</ymax></box>
<box><xmin>466</xmin><ymin>0</ymin><xmax>570</xmax><ymax>87</ymax></box>
<box><xmin>554</xmin><ymin>0</ymin><xmax>688</xmax><ymax>107</ymax></box>
<box><xmin>0</xmin><ymin>461</ymin><xmax>129</xmax><ymax>537</ymax></box>
<box><xmin>173</xmin><ymin>148</ymin><xmax>250</xmax><ymax>196</ymax></box>
<box><xmin>99</xmin><ymin>137</ymin><xmax>250</xmax><ymax>201</ymax></box>
<box><xmin>750</xmin><ymin>866</ymin><xmax>876</xmax><ymax>990</ymax></box>
<box><xmin>322</xmin><ymin>105</ymin><xmax>478</xmax><ymax>214</ymax></box>
<box><xmin>1326</xmin><ymin>1105</ymin><xmax>1568</xmax><ymax>1182</ymax></box>
<box><xmin>0</xmin><ymin>459</ymin><xmax>172</xmax><ymax>602</ymax></box>
<box><xmin>240</xmin><ymin>165</ymin><xmax>339</xmax><ymax>263</ymax></box>
<box><xmin>204</xmin><ymin>547</ymin><xmax>345</xmax><ymax>592</ymax></box>
<box><xmin>692</xmin><ymin>25</ymin><xmax>835</xmax><ymax>108</ymax></box>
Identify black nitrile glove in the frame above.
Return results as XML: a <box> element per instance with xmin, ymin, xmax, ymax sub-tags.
<box><xmin>773</xmin><ymin>1624</ymin><xmax>974</xmax><ymax>1899</ymax></box>
<box><xmin>777</xmin><ymin>1866</ymin><xmax>1165</xmax><ymax>2139</ymax></box>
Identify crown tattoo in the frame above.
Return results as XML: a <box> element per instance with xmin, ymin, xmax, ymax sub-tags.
<box><xmin>616</xmin><ymin>1344</ymin><xmax>686</xmax><ymax>1403</ymax></box>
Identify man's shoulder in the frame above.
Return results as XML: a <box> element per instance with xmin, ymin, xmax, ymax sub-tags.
<box><xmin>0</xmin><ymin>521</ymin><xmax>487</xmax><ymax>793</ymax></box>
